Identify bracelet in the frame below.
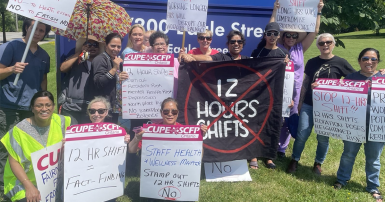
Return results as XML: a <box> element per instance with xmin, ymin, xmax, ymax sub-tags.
<box><xmin>22</xmin><ymin>178</ymin><xmax>29</xmax><ymax>182</ymax></box>
<box><xmin>317</xmin><ymin>13</ymin><xmax>322</xmax><ymax>15</ymax></box>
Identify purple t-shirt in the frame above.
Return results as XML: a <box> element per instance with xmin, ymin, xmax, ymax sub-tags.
<box><xmin>278</xmin><ymin>42</ymin><xmax>304</xmax><ymax>115</ymax></box>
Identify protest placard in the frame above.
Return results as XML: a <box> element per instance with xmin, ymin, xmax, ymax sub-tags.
<box><xmin>166</xmin><ymin>0</ymin><xmax>209</xmax><ymax>33</ymax></box>
<box><xmin>63</xmin><ymin>123</ymin><xmax>127</xmax><ymax>202</ymax></box>
<box><xmin>275</xmin><ymin>0</ymin><xmax>319</xmax><ymax>32</ymax></box>
<box><xmin>140</xmin><ymin>124</ymin><xmax>202</xmax><ymax>201</ymax></box>
<box><xmin>6</xmin><ymin>0</ymin><xmax>77</xmax><ymax>30</ymax></box>
<box><xmin>177</xmin><ymin>58</ymin><xmax>285</xmax><ymax>162</ymax></box>
<box><xmin>313</xmin><ymin>79</ymin><xmax>368</xmax><ymax>143</ymax></box>
<box><xmin>369</xmin><ymin>78</ymin><xmax>385</xmax><ymax>142</ymax></box>
<box><xmin>122</xmin><ymin>53</ymin><xmax>175</xmax><ymax>119</ymax></box>
<box><xmin>282</xmin><ymin>60</ymin><xmax>294</xmax><ymax>117</ymax></box>
<box><xmin>7</xmin><ymin>0</ymin><xmax>76</xmax><ymax>85</ymax></box>
<box><xmin>204</xmin><ymin>160</ymin><xmax>252</xmax><ymax>182</ymax></box>
<box><xmin>31</xmin><ymin>142</ymin><xmax>63</xmax><ymax>202</ymax></box>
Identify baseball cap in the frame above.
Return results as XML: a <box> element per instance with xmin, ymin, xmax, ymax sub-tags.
<box><xmin>265</xmin><ymin>22</ymin><xmax>280</xmax><ymax>32</ymax></box>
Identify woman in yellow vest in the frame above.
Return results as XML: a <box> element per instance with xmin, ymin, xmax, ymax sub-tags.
<box><xmin>1</xmin><ymin>91</ymin><xmax>71</xmax><ymax>202</ymax></box>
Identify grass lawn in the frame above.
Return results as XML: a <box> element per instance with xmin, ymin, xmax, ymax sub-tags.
<box><xmin>1</xmin><ymin>30</ymin><xmax>384</xmax><ymax>202</ymax></box>
<box><xmin>41</xmin><ymin>41</ymin><xmax>58</xmax><ymax>111</ymax></box>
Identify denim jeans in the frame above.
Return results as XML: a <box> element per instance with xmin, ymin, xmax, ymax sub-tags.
<box><xmin>336</xmin><ymin>140</ymin><xmax>385</xmax><ymax>192</ymax></box>
<box><xmin>291</xmin><ymin>103</ymin><xmax>330</xmax><ymax>163</ymax></box>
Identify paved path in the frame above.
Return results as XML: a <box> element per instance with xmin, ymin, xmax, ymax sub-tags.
<box><xmin>0</xmin><ymin>31</ymin><xmax>55</xmax><ymax>45</ymax></box>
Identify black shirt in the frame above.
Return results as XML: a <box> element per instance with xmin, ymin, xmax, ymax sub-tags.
<box><xmin>303</xmin><ymin>55</ymin><xmax>356</xmax><ymax>106</ymax></box>
<box><xmin>93</xmin><ymin>52</ymin><xmax>122</xmax><ymax>110</ymax></box>
<box><xmin>210</xmin><ymin>52</ymin><xmax>250</xmax><ymax>61</ymax></box>
<box><xmin>251</xmin><ymin>47</ymin><xmax>290</xmax><ymax>58</ymax></box>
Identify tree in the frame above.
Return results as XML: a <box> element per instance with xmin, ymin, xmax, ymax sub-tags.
<box><xmin>0</xmin><ymin>0</ymin><xmax>17</xmax><ymax>42</ymax></box>
<box><xmin>320</xmin><ymin>0</ymin><xmax>385</xmax><ymax>47</ymax></box>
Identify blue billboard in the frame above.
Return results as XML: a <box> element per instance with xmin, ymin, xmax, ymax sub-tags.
<box><xmin>55</xmin><ymin>0</ymin><xmax>274</xmax><ymax>91</ymax></box>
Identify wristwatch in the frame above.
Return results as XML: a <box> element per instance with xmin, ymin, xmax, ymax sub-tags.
<box><xmin>317</xmin><ymin>13</ymin><xmax>322</xmax><ymax>15</ymax></box>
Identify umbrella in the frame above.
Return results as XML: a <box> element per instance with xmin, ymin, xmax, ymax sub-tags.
<box><xmin>52</xmin><ymin>0</ymin><xmax>132</xmax><ymax>42</ymax></box>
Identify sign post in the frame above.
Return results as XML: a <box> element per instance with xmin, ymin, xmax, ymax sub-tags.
<box><xmin>6</xmin><ymin>0</ymin><xmax>77</xmax><ymax>84</ymax></box>
<box><xmin>204</xmin><ymin>160</ymin><xmax>252</xmax><ymax>182</ymax></box>
<box><xmin>313</xmin><ymin>79</ymin><xmax>368</xmax><ymax>143</ymax></box>
<box><xmin>13</xmin><ymin>19</ymin><xmax>38</xmax><ymax>85</ymax></box>
<box><xmin>282</xmin><ymin>60</ymin><xmax>294</xmax><ymax>117</ymax></box>
<box><xmin>122</xmin><ymin>53</ymin><xmax>175</xmax><ymax>119</ymax></box>
<box><xmin>140</xmin><ymin>124</ymin><xmax>203</xmax><ymax>201</ymax></box>
<box><xmin>63</xmin><ymin>123</ymin><xmax>127</xmax><ymax>202</ymax></box>
<box><xmin>166</xmin><ymin>0</ymin><xmax>209</xmax><ymax>49</ymax></box>
<box><xmin>369</xmin><ymin>78</ymin><xmax>385</xmax><ymax>142</ymax></box>
<box><xmin>31</xmin><ymin>142</ymin><xmax>63</xmax><ymax>202</ymax></box>
<box><xmin>275</xmin><ymin>0</ymin><xmax>319</xmax><ymax>32</ymax></box>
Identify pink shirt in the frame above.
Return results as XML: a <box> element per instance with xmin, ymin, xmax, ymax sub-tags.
<box><xmin>188</xmin><ymin>48</ymin><xmax>219</xmax><ymax>55</ymax></box>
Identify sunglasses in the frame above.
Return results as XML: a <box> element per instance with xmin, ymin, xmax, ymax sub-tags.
<box><xmin>229</xmin><ymin>40</ymin><xmax>244</xmax><ymax>44</ymax></box>
<box><xmin>84</xmin><ymin>42</ymin><xmax>99</xmax><ymax>48</ymax></box>
<box><xmin>285</xmin><ymin>33</ymin><xmax>298</xmax><ymax>39</ymax></box>
<box><xmin>198</xmin><ymin>36</ymin><xmax>212</xmax><ymax>41</ymax></box>
<box><xmin>88</xmin><ymin>108</ymin><xmax>107</xmax><ymax>114</ymax></box>
<box><xmin>162</xmin><ymin>109</ymin><xmax>179</xmax><ymax>115</ymax></box>
<box><xmin>265</xmin><ymin>32</ymin><xmax>279</xmax><ymax>37</ymax></box>
<box><xmin>318</xmin><ymin>41</ymin><xmax>333</xmax><ymax>46</ymax></box>
<box><xmin>361</xmin><ymin>56</ymin><xmax>378</xmax><ymax>62</ymax></box>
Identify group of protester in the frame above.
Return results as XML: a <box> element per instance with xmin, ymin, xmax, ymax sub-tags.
<box><xmin>0</xmin><ymin>0</ymin><xmax>383</xmax><ymax>201</ymax></box>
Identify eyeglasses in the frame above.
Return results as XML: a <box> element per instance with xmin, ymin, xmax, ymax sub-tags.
<box><xmin>162</xmin><ymin>109</ymin><xmax>179</xmax><ymax>115</ymax></box>
<box><xmin>34</xmin><ymin>103</ymin><xmax>53</xmax><ymax>109</ymax></box>
<box><xmin>153</xmin><ymin>42</ymin><xmax>166</xmax><ymax>47</ymax></box>
<box><xmin>84</xmin><ymin>42</ymin><xmax>99</xmax><ymax>48</ymax></box>
<box><xmin>318</xmin><ymin>41</ymin><xmax>333</xmax><ymax>46</ymax></box>
<box><xmin>285</xmin><ymin>33</ymin><xmax>298</xmax><ymax>39</ymax></box>
<box><xmin>229</xmin><ymin>40</ymin><xmax>244</xmax><ymax>45</ymax></box>
<box><xmin>198</xmin><ymin>36</ymin><xmax>212</xmax><ymax>41</ymax></box>
<box><xmin>88</xmin><ymin>108</ymin><xmax>107</xmax><ymax>114</ymax></box>
<box><xmin>361</xmin><ymin>56</ymin><xmax>378</xmax><ymax>62</ymax></box>
<box><xmin>265</xmin><ymin>32</ymin><xmax>279</xmax><ymax>37</ymax></box>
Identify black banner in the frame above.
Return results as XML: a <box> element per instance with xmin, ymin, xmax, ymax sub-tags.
<box><xmin>177</xmin><ymin>58</ymin><xmax>286</xmax><ymax>162</ymax></box>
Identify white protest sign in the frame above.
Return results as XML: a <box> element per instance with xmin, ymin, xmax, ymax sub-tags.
<box><xmin>166</xmin><ymin>0</ymin><xmax>209</xmax><ymax>33</ymax></box>
<box><xmin>140</xmin><ymin>124</ymin><xmax>202</xmax><ymax>201</ymax></box>
<box><xmin>6</xmin><ymin>0</ymin><xmax>77</xmax><ymax>30</ymax></box>
<box><xmin>204</xmin><ymin>160</ymin><xmax>252</xmax><ymax>182</ymax></box>
<box><xmin>31</xmin><ymin>142</ymin><xmax>63</xmax><ymax>202</ymax></box>
<box><xmin>64</xmin><ymin>123</ymin><xmax>127</xmax><ymax>202</ymax></box>
<box><xmin>122</xmin><ymin>53</ymin><xmax>175</xmax><ymax>119</ymax></box>
<box><xmin>275</xmin><ymin>0</ymin><xmax>319</xmax><ymax>32</ymax></box>
<box><xmin>282</xmin><ymin>60</ymin><xmax>294</xmax><ymax>117</ymax></box>
<box><xmin>369</xmin><ymin>78</ymin><xmax>385</xmax><ymax>142</ymax></box>
<box><xmin>313</xmin><ymin>79</ymin><xmax>368</xmax><ymax>143</ymax></box>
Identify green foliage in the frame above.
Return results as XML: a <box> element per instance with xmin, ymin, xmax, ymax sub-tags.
<box><xmin>321</xmin><ymin>0</ymin><xmax>385</xmax><ymax>36</ymax></box>
<box><xmin>0</xmin><ymin>0</ymin><xmax>18</xmax><ymax>32</ymax></box>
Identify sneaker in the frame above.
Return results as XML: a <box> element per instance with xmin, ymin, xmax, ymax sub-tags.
<box><xmin>286</xmin><ymin>159</ymin><xmax>298</xmax><ymax>173</ymax></box>
<box><xmin>313</xmin><ymin>162</ymin><xmax>322</xmax><ymax>175</ymax></box>
<box><xmin>277</xmin><ymin>152</ymin><xmax>285</xmax><ymax>158</ymax></box>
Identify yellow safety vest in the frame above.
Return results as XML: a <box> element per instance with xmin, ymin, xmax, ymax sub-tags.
<box><xmin>1</xmin><ymin>113</ymin><xmax>71</xmax><ymax>202</ymax></box>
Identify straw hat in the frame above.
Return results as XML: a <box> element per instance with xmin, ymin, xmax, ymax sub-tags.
<box><xmin>279</xmin><ymin>31</ymin><xmax>307</xmax><ymax>45</ymax></box>
<box><xmin>75</xmin><ymin>35</ymin><xmax>105</xmax><ymax>54</ymax></box>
